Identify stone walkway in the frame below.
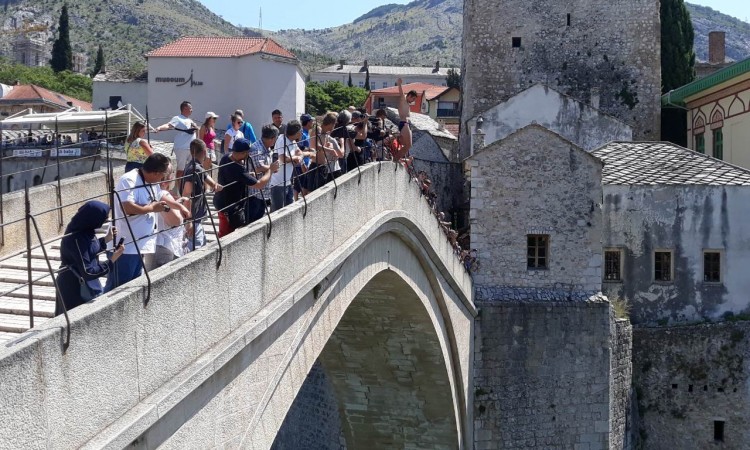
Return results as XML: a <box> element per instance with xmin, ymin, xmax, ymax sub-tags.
<box><xmin>0</xmin><ymin>207</ymin><xmax>220</xmax><ymax>344</ymax></box>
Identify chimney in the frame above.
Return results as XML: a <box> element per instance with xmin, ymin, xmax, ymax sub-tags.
<box><xmin>434</xmin><ymin>60</ymin><xmax>440</xmax><ymax>73</ymax></box>
<box><xmin>709</xmin><ymin>31</ymin><xmax>726</xmax><ymax>64</ymax></box>
<box><xmin>339</xmin><ymin>59</ymin><xmax>346</xmax><ymax>69</ymax></box>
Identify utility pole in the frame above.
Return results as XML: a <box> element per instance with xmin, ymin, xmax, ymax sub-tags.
<box><xmin>259</xmin><ymin>7</ymin><xmax>262</xmax><ymax>30</ymax></box>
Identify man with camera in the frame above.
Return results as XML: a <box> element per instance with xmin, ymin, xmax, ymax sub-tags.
<box><xmin>216</xmin><ymin>138</ymin><xmax>278</xmax><ymax>237</ymax></box>
<box><xmin>105</xmin><ymin>153</ymin><xmax>190</xmax><ymax>291</ymax></box>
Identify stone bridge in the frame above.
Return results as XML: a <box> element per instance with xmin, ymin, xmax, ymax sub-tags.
<box><xmin>0</xmin><ymin>163</ymin><xmax>475</xmax><ymax>449</ymax></box>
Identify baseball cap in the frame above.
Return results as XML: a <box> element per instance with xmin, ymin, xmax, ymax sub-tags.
<box><xmin>232</xmin><ymin>138</ymin><xmax>252</xmax><ymax>153</ymax></box>
<box><xmin>205</xmin><ymin>111</ymin><xmax>219</xmax><ymax>119</ymax></box>
<box><xmin>300</xmin><ymin>114</ymin><xmax>313</xmax><ymax>125</ymax></box>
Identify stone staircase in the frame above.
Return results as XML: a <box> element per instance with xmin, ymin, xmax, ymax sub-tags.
<box><xmin>0</xmin><ymin>205</ymin><xmax>220</xmax><ymax>345</ymax></box>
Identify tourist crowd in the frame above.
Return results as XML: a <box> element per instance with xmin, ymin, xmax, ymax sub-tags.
<box><xmin>55</xmin><ymin>80</ymin><xmax>476</xmax><ymax>315</ymax></box>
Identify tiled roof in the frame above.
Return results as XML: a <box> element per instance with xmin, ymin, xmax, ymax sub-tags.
<box><xmin>0</xmin><ymin>84</ymin><xmax>92</xmax><ymax>111</ymax></box>
<box><xmin>93</xmin><ymin>70</ymin><xmax>148</xmax><ymax>83</ymax></box>
<box><xmin>317</xmin><ymin>64</ymin><xmax>458</xmax><ymax>77</ymax></box>
<box><xmin>443</xmin><ymin>123</ymin><xmax>460</xmax><ymax>137</ymax></box>
<box><xmin>145</xmin><ymin>37</ymin><xmax>296</xmax><ymax>60</ymax></box>
<box><xmin>370</xmin><ymin>82</ymin><xmax>449</xmax><ymax>100</ymax></box>
<box><xmin>592</xmin><ymin>141</ymin><xmax>750</xmax><ymax>186</ymax></box>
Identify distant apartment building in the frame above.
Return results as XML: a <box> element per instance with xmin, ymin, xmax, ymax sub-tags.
<box><xmin>12</xmin><ymin>35</ymin><xmax>48</xmax><ymax>68</ymax></box>
<box><xmin>311</xmin><ymin>60</ymin><xmax>458</xmax><ymax>89</ymax></box>
<box><xmin>365</xmin><ymin>82</ymin><xmax>460</xmax><ymax>133</ymax></box>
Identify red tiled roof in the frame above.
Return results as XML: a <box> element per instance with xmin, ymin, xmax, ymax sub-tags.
<box><xmin>444</xmin><ymin>123</ymin><xmax>460</xmax><ymax>137</ymax></box>
<box><xmin>145</xmin><ymin>37</ymin><xmax>297</xmax><ymax>60</ymax></box>
<box><xmin>1</xmin><ymin>84</ymin><xmax>92</xmax><ymax>111</ymax></box>
<box><xmin>369</xmin><ymin>82</ymin><xmax>449</xmax><ymax>100</ymax></box>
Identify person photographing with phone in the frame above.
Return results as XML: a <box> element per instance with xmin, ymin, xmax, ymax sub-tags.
<box><xmin>105</xmin><ymin>153</ymin><xmax>189</xmax><ymax>291</ymax></box>
<box><xmin>56</xmin><ymin>201</ymin><xmax>125</xmax><ymax>316</ymax></box>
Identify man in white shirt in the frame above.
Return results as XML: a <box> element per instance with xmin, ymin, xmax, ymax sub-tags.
<box><xmin>154</xmin><ymin>101</ymin><xmax>198</xmax><ymax>181</ymax></box>
<box><xmin>104</xmin><ymin>153</ymin><xmax>189</xmax><ymax>292</ymax></box>
<box><xmin>270</xmin><ymin>120</ymin><xmax>303</xmax><ymax>212</ymax></box>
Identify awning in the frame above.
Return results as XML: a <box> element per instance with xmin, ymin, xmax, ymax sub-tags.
<box><xmin>0</xmin><ymin>105</ymin><xmax>145</xmax><ymax>133</ymax></box>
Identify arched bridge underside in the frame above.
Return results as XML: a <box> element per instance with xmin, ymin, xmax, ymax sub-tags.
<box><xmin>0</xmin><ymin>163</ymin><xmax>475</xmax><ymax>450</ymax></box>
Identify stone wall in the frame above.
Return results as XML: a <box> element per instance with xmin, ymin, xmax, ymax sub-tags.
<box><xmin>271</xmin><ymin>361</ymin><xmax>346</xmax><ymax>450</ymax></box>
<box><xmin>468</xmin><ymin>125</ymin><xmax>603</xmax><ymax>293</ymax></box>
<box><xmin>602</xmin><ymin>185</ymin><xmax>750</xmax><ymax>325</ymax></box>
<box><xmin>633</xmin><ymin>322</ymin><xmax>750</xmax><ymax>449</ymax></box>
<box><xmin>611</xmin><ymin>320</ymin><xmax>634</xmax><ymax>450</ymax></box>
<box><xmin>461</xmin><ymin>0</ymin><xmax>661</xmax><ymax>157</ymax></box>
<box><xmin>474</xmin><ymin>299</ymin><xmax>623</xmax><ymax>450</ymax></box>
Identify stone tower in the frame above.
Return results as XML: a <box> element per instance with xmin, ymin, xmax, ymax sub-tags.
<box><xmin>460</xmin><ymin>0</ymin><xmax>661</xmax><ymax>157</ymax></box>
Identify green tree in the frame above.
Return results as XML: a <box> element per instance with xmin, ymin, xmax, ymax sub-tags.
<box><xmin>0</xmin><ymin>60</ymin><xmax>93</xmax><ymax>101</ymax></box>
<box><xmin>347</xmin><ymin>72</ymin><xmax>353</xmax><ymax>88</ymax></box>
<box><xmin>50</xmin><ymin>4</ymin><xmax>73</xmax><ymax>72</ymax></box>
<box><xmin>661</xmin><ymin>0</ymin><xmax>695</xmax><ymax>93</ymax></box>
<box><xmin>305</xmin><ymin>81</ymin><xmax>367</xmax><ymax>115</ymax></box>
<box><xmin>364</xmin><ymin>67</ymin><xmax>370</xmax><ymax>91</ymax></box>
<box><xmin>92</xmin><ymin>45</ymin><xmax>105</xmax><ymax>76</ymax></box>
<box><xmin>446</xmin><ymin>68</ymin><xmax>461</xmax><ymax>89</ymax></box>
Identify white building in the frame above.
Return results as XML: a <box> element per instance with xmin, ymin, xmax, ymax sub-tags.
<box><xmin>146</xmin><ymin>37</ymin><xmax>304</xmax><ymax>135</ymax></box>
<box><xmin>92</xmin><ymin>70</ymin><xmax>149</xmax><ymax>115</ymax></box>
<box><xmin>311</xmin><ymin>60</ymin><xmax>457</xmax><ymax>90</ymax></box>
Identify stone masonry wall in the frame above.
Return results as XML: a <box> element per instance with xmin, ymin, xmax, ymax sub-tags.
<box><xmin>468</xmin><ymin>125</ymin><xmax>603</xmax><ymax>293</ymax></box>
<box><xmin>633</xmin><ymin>322</ymin><xmax>750</xmax><ymax>449</ymax></box>
<box><xmin>611</xmin><ymin>320</ymin><xmax>634</xmax><ymax>450</ymax></box>
<box><xmin>474</xmin><ymin>300</ymin><xmax>617</xmax><ymax>450</ymax></box>
<box><xmin>270</xmin><ymin>361</ymin><xmax>346</xmax><ymax>450</ymax></box>
<box><xmin>461</xmin><ymin>0</ymin><xmax>661</xmax><ymax>157</ymax></box>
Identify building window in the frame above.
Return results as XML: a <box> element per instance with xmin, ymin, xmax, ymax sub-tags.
<box><xmin>713</xmin><ymin>128</ymin><xmax>723</xmax><ymax>160</ymax></box>
<box><xmin>704</xmin><ymin>251</ymin><xmax>721</xmax><ymax>283</ymax></box>
<box><xmin>714</xmin><ymin>420</ymin><xmax>725</xmax><ymax>442</ymax></box>
<box><xmin>654</xmin><ymin>251</ymin><xmax>672</xmax><ymax>282</ymax></box>
<box><xmin>358</xmin><ymin>81</ymin><xmax>364</xmax><ymax>88</ymax></box>
<box><xmin>382</xmin><ymin>82</ymin><xmax>388</xmax><ymax>88</ymax></box>
<box><xmin>527</xmin><ymin>235</ymin><xmax>549</xmax><ymax>269</ymax></box>
<box><xmin>512</xmin><ymin>37</ymin><xmax>522</xmax><ymax>48</ymax></box>
<box><xmin>695</xmin><ymin>133</ymin><xmax>705</xmax><ymax>154</ymax></box>
<box><xmin>604</xmin><ymin>249</ymin><xmax>622</xmax><ymax>281</ymax></box>
<box><xmin>567</xmin><ymin>13</ymin><xmax>571</xmax><ymax>26</ymax></box>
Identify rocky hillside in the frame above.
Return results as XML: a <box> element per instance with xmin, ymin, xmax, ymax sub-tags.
<box><xmin>688</xmin><ymin>3</ymin><xmax>750</xmax><ymax>62</ymax></box>
<box><xmin>0</xmin><ymin>0</ymin><xmax>241</xmax><ymax>74</ymax></box>
<box><xmin>269</xmin><ymin>0</ymin><xmax>750</xmax><ymax>68</ymax></box>
<box><xmin>0</xmin><ymin>0</ymin><xmax>747</xmax><ymax>74</ymax></box>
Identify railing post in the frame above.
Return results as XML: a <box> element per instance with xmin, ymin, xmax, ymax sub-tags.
<box><xmin>24</xmin><ymin>183</ymin><xmax>34</xmax><ymax>329</ymax></box>
<box><xmin>0</xmin><ymin>124</ymin><xmax>5</xmax><ymax>246</ymax></box>
<box><xmin>146</xmin><ymin>106</ymin><xmax>151</xmax><ymax>144</ymax></box>
<box><xmin>55</xmin><ymin>117</ymin><xmax>63</xmax><ymax>228</ymax></box>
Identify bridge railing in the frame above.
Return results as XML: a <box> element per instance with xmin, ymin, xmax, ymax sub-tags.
<box><xmin>0</xmin><ymin>112</ymin><xmax>471</xmax><ymax>351</ymax></box>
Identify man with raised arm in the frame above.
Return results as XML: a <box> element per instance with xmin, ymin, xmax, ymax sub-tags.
<box><xmin>394</xmin><ymin>78</ymin><xmax>416</xmax><ymax>161</ymax></box>
<box><xmin>153</xmin><ymin>100</ymin><xmax>198</xmax><ymax>181</ymax></box>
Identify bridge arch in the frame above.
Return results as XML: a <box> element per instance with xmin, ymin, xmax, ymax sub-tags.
<box><xmin>0</xmin><ymin>165</ymin><xmax>474</xmax><ymax>449</ymax></box>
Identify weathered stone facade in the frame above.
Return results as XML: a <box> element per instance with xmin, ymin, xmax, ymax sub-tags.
<box><xmin>633</xmin><ymin>322</ymin><xmax>750</xmax><ymax>449</ymax></box>
<box><xmin>468</xmin><ymin>124</ymin><xmax>604</xmax><ymax>293</ymax></box>
<box><xmin>461</xmin><ymin>0</ymin><xmax>661</xmax><ymax>157</ymax></box>
<box><xmin>474</xmin><ymin>300</ymin><xmax>632</xmax><ymax>450</ymax></box>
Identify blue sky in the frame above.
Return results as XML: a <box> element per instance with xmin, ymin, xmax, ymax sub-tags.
<box><xmin>197</xmin><ymin>0</ymin><xmax>747</xmax><ymax>31</ymax></box>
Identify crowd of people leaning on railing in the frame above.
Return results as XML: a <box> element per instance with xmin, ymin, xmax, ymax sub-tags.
<box><xmin>53</xmin><ymin>78</ymin><xmax>476</xmax><ymax>317</ymax></box>
<box><xmin>0</xmin><ymin>129</ymin><xmax>107</xmax><ymax>148</ymax></box>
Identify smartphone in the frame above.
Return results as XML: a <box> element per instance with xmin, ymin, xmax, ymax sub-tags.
<box><xmin>272</xmin><ymin>153</ymin><xmax>279</xmax><ymax>163</ymax></box>
<box><xmin>117</xmin><ymin>237</ymin><xmax>125</xmax><ymax>247</ymax></box>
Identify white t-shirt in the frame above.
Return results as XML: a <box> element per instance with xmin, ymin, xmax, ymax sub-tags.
<box><xmin>113</xmin><ymin>169</ymin><xmax>161</xmax><ymax>255</ymax></box>
<box><xmin>225</xmin><ymin>128</ymin><xmax>244</xmax><ymax>152</ymax></box>
<box><xmin>270</xmin><ymin>135</ymin><xmax>300</xmax><ymax>187</ymax></box>
<box><xmin>169</xmin><ymin>115</ymin><xmax>197</xmax><ymax>151</ymax></box>
<box><xmin>156</xmin><ymin>191</ymin><xmax>185</xmax><ymax>257</ymax></box>
<box><xmin>323</xmin><ymin>135</ymin><xmax>341</xmax><ymax>173</ymax></box>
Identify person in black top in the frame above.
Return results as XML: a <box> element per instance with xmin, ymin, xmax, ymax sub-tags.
<box><xmin>216</xmin><ymin>138</ymin><xmax>277</xmax><ymax>237</ymax></box>
<box><xmin>181</xmin><ymin>139</ymin><xmax>223</xmax><ymax>250</ymax></box>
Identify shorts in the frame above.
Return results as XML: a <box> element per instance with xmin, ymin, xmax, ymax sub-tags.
<box><xmin>174</xmin><ymin>147</ymin><xmax>190</xmax><ymax>171</ymax></box>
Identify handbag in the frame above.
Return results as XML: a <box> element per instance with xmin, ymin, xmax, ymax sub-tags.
<box><xmin>227</xmin><ymin>203</ymin><xmax>247</xmax><ymax>229</ymax></box>
<box><xmin>67</xmin><ymin>265</ymin><xmax>97</xmax><ymax>302</ymax></box>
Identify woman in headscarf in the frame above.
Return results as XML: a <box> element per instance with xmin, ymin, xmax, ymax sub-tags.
<box><xmin>55</xmin><ymin>201</ymin><xmax>124</xmax><ymax>316</ymax></box>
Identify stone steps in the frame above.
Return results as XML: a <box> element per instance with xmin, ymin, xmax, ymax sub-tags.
<box><xmin>0</xmin><ymin>212</ymin><xmax>219</xmax><ymax>343</ymax></box>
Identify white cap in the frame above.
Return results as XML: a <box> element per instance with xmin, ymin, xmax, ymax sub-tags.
<box><xmin>205</xmin><ymin>111</ymin><xmax>219</xmax><ymax>119</ymax></box>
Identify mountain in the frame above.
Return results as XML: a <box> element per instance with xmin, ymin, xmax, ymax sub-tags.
<box><xmin>687</xmin><ymin>3</ymin><xmax>750</xmax><ymax>62</ymax></box>
<box><xmin>268</xmin><ymin>0</ymin><xmax>750</xmax><ymax>69</ymax></box>
<box><xmin>0</xmin><ymin>0</ymin><xmax>243</xmax><ymax>74</ymax></box>
<box><xmin>0</xmin><ymin>0</ymin><xmax>747</xmax><ymax>75</ymax></box>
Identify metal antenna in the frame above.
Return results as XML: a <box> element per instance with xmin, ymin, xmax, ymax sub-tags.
<box><xmin>259</xmin><ymin>7</ymin><xmax>263</xmax><ymax>30</ymax></box>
